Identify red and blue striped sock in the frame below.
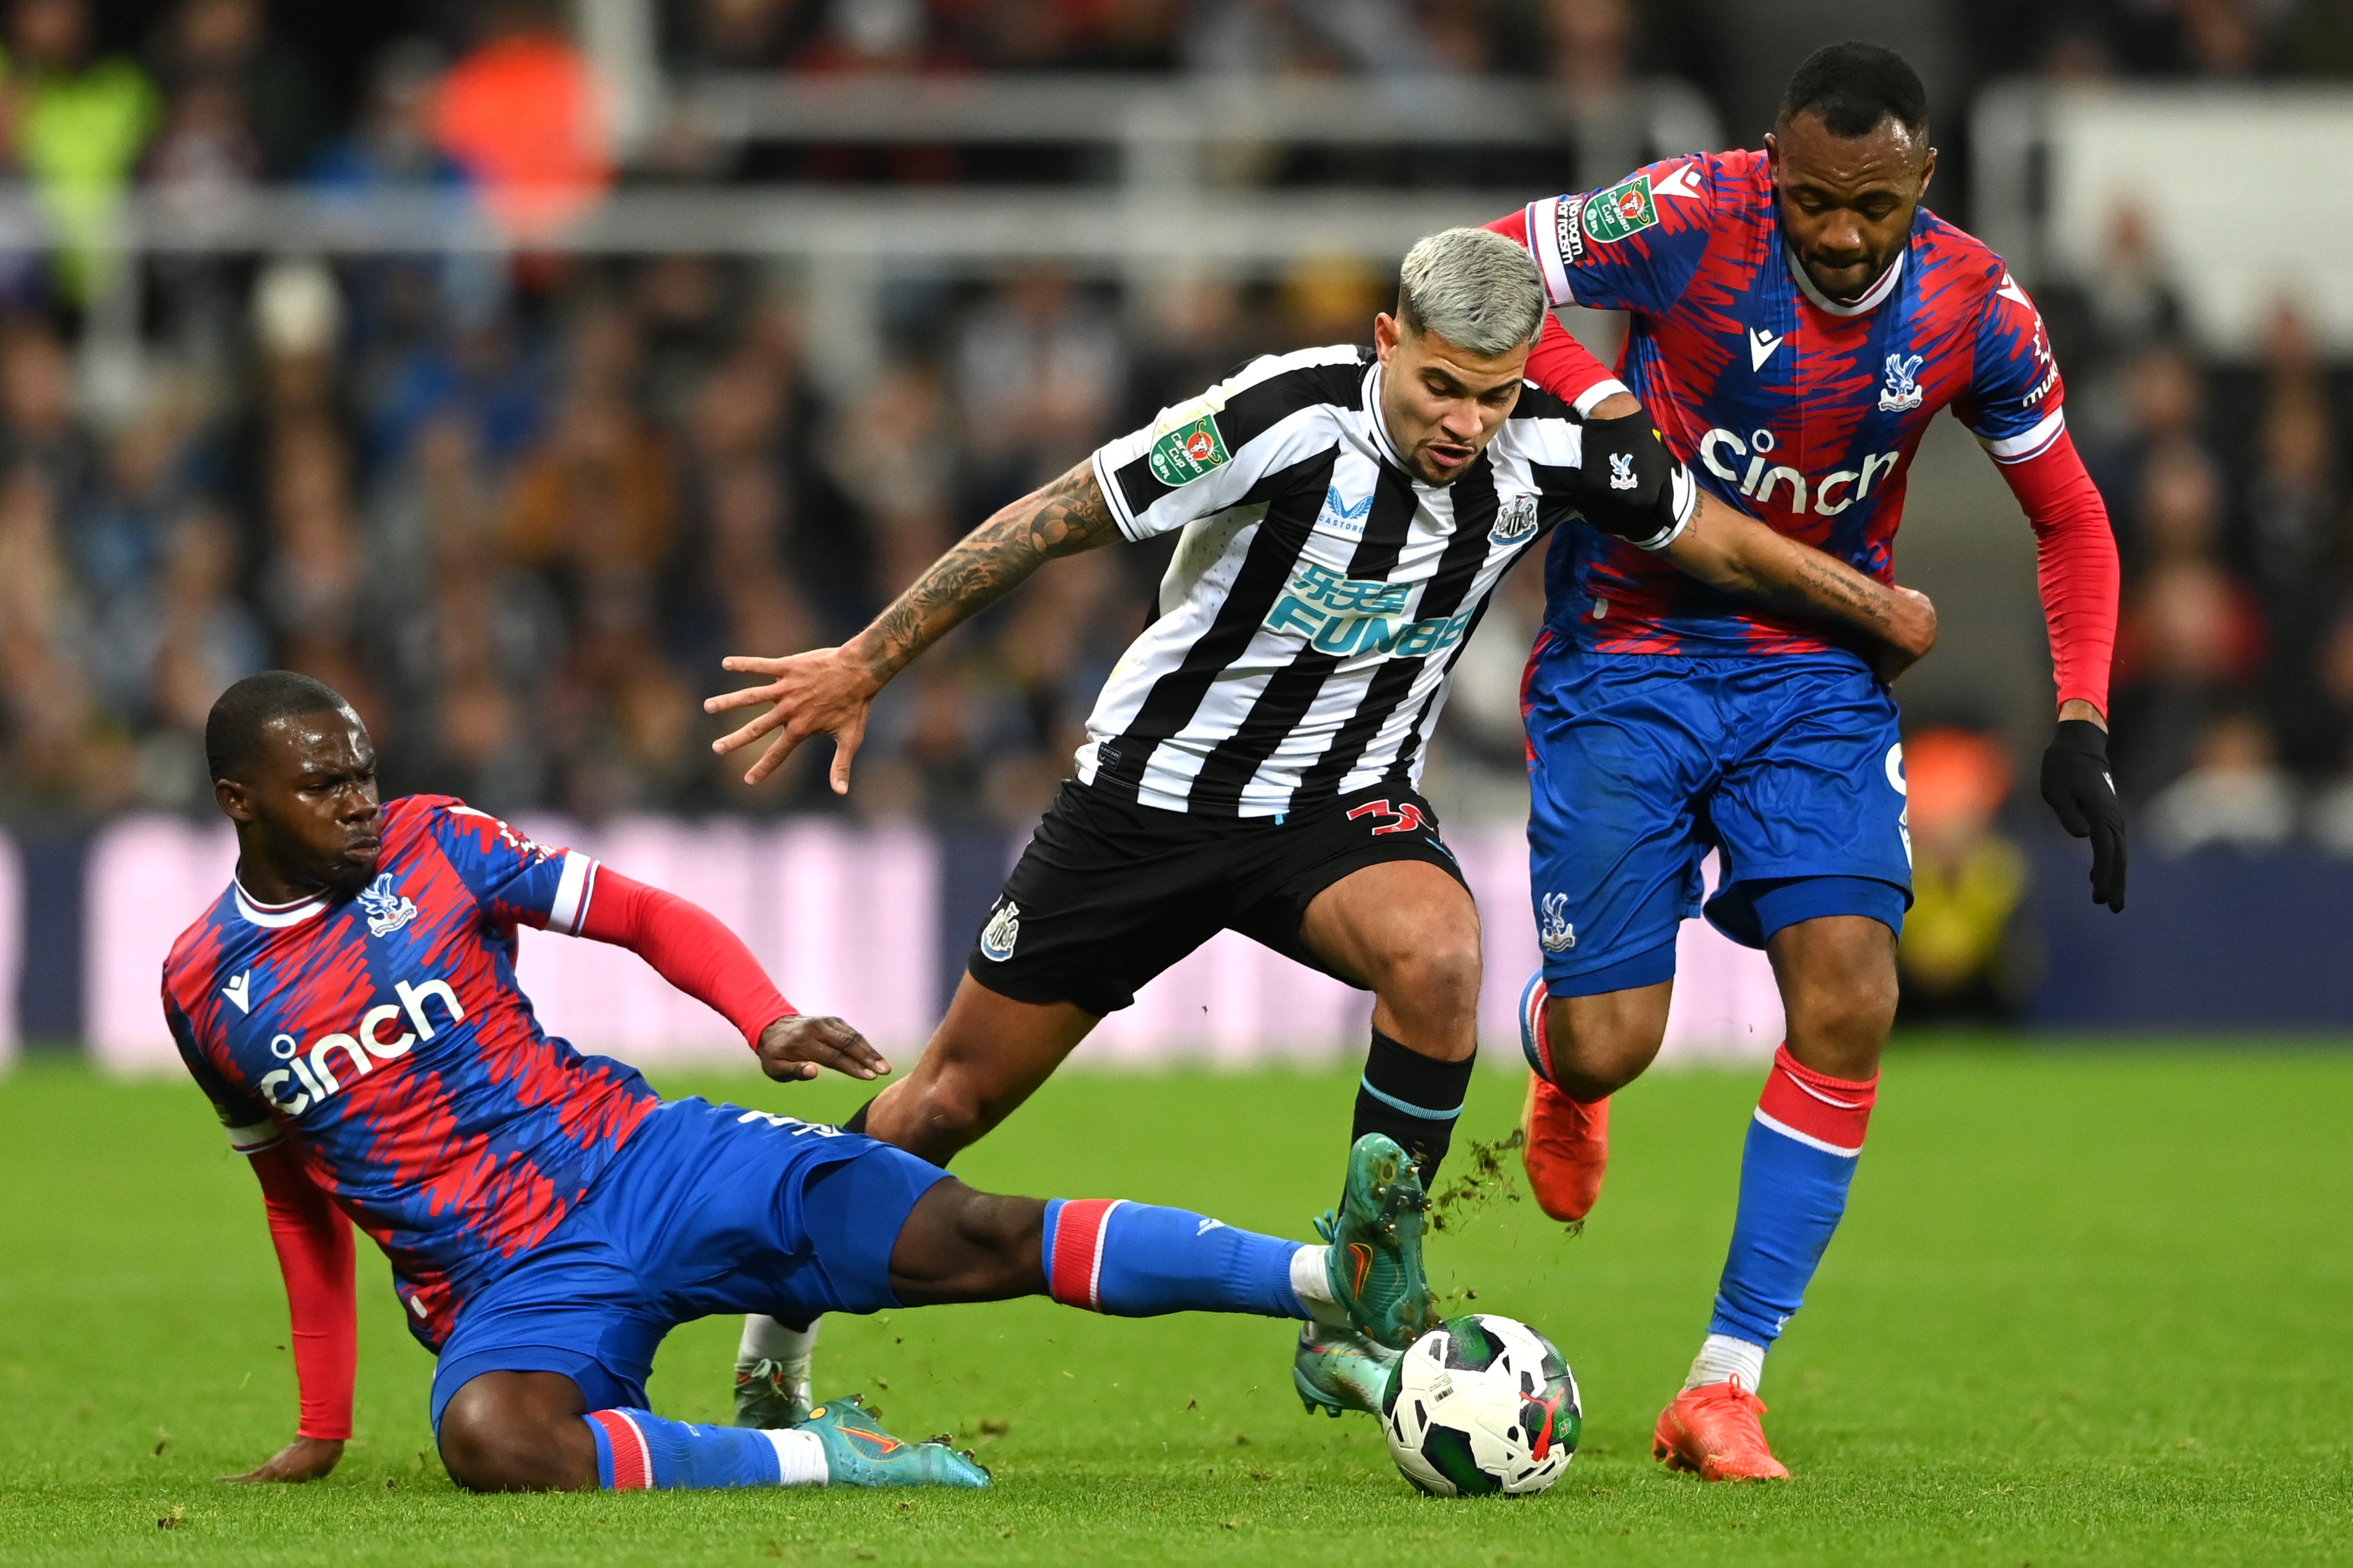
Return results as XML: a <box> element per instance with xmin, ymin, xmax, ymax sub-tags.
<box><xmin>1042</xmin><ymin>1198</ymin><xmax>1308</xmax><ymax>1320</ymax></box>
<box><xmin>585</xmin><ymin>1408</ymin><xmax>827</xmax><ymax>1489</ymax></box>
<box><xmin>1703</xmin><ymin>1044</ymin><xmax>1878</xmax><ymax>1361</ymax></box>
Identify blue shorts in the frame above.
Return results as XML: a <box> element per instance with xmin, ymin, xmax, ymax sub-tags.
<box><xmin>1523</xmin><ymin>641</ymin><xmax>1912</xmax><ymax>996</ymax></box>
<box><xmin>428</xmin><ymin>1097</ymin><xmax>950</xmax><ymax>1433</ymax></box>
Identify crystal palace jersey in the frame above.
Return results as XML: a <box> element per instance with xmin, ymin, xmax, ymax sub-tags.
<box><xmin>163</xmin><ymin>796</ymin><xmax>657</xmax><ymax>1350</ymax></box>
<box><xmin>1505</xmin><ymin>146</ymin><xmax>2066</xmax><ymax>657</ymax></box>
<box><xmin>1081</xmin><ymin>343</ymin><xmax>1685</xmax><ymax>817</ymax></box>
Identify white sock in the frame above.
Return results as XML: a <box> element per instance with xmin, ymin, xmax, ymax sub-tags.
<box><xmin>737</xmin><ymin>1315</ymin><xmax>818</xmax><ymax>1386</ymax></box>
<box><xmin>1289</xmin><ymin>1245</ymin><xmax>1351</xmax><ymax>1329</ymax></box>
<box><xmin>760</xmin><ymin>1426</ymin><xmax>829</xmax><ymax>1486</ymax></box>
<box><xmin>1685</xmin><ymin>1332</ymin><xmax>1766</xmax><ymax>1393</ymax></box>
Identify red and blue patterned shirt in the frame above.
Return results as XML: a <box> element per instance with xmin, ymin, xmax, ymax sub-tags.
<box><xmin>1502</xmin><ymin>146</ymin><xmax>2068</xmax><ymax>659</ymax></box>
<box><xmin>163</xmin><ymin>795</ymin><xmax>657</xmax><ymax>1350</ymax></box>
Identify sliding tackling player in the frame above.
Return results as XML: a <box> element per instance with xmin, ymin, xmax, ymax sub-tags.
<box><xmin>707</xmin><ymin>226</ymin><xmax>1940</xmax><ymax>1420</ymax></box>
<box><xmin>174</xmin><ymin>671</ymin><xmax>1444</xmax><ymax>1493</ymax></box>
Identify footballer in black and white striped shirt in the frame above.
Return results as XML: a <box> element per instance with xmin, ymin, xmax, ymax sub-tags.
<box><xmin>707</xmin><ymin>226</ymin><xmax>1937</xmax><ymax>1418</ymax></box>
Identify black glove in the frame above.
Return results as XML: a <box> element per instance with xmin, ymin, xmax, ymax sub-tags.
<box><xmin>2040</xmin><ymin>718</ymin><xmax>2127</xmax><ymax>913</ymax></box>
<box><xmin>1575</xmin><ymin>409</ymin><xmax>1691</xmax><ymax>549</ymax></box>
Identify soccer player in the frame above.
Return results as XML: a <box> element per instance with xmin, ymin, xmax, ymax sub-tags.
<box><xmin>170</xmin><ymin>671</ymin><xmax>1447</xmax><ymax>1493</ymax></box>
<box><xmin>1484</xmin><ymin>43</ymin><xmax>2125</xmax><ymax>1479</ymax></box>
<box><xmin>705</xmin><ymin>226</ymin><xmax>1939</xmax><ymax>1421</ymax></box>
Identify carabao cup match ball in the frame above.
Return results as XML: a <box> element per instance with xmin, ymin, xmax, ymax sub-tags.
<box><xmin>1379</xmin><ymin>1315</ymin><xmax>1580</xmax><ymax>1498</ymax></box>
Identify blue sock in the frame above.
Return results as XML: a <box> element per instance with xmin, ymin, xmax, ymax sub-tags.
<box><xmin>1042</xmin><ymin>1198</ymin><xmax>1307</xmax><ymax>1319</ymax></box>
<box><xmin>586</xmin><ymin>1408</ymin><xmax>813</xmax><ymax>1489</ymax></box>
<box><xmin>1706</xmin><ymin>1044</ymin><xmax>1877</xmax><ymax>1351</ymax></box>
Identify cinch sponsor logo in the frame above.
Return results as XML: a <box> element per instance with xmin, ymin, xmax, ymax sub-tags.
<box><xmin>256</xmin><ymin>978</ymin><xmax>468</xmax><ymax>1114</ymax></box>
<box><xmin>1696</xmin><ymin>427</ymin><xmax>1904</xmax><ymax>518</ymax></box>
<box><xmin>1263</xmin><ymin>561</ymin><xmax>1474</xmax><ymax>660</ymax></box>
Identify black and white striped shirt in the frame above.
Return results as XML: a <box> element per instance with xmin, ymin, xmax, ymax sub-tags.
<box><xmin>1078</xmin><ymin>344</ymin><xmax>1692</xmax><ymax>817</ymax></box>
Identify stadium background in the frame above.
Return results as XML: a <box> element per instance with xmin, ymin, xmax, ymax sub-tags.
<box><xmin>1</xmin><ymin>5</ymin><xmax>2351</xmax><ymax>1564</ymax></box>
<box><xmin>0</xmin><ymin>0</ymin><xmax>2349</xmax><ymax>1060</ymax></box>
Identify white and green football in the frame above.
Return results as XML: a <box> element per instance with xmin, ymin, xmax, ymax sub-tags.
<box><xmin>1379</xmin><ymin>1314</ymin><xmax>1580</xmax><ymax>1497</ymax></box>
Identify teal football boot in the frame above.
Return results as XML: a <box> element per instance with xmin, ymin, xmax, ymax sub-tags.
<box><xmin>1292</xmin><ymin>1322</ymin><xmax>1402</xmax><ymax>1417</ymax></box>
<box><xmin>1316</xmin><ymin>1132</ymin><xmax>1439</xmax><ymax>1352</ymax></box>
<box><xmin>803</xmin><ymin>1396</ymin><xmax>991</xmax><ymax>1488</ymax></box>
<box><xmin>733</xmin><ymin>1357</ymin><xmax>813</xmax><ymax>1429</ymax></box>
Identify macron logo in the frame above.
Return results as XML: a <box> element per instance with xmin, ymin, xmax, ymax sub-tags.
<box><xmin>1653</xmin><ymin>163</ymin><xmax>1705</xmax><ymax>200</ymax></box>
<box><xmin>222</xmin><ymin>971</ymin><xmax>253</xmax><ymax>1014</ymax></box>
<box><xmin>1749</xmin><ymin>327</ymin><xmax>1783</xmax><ymax>372</ymax></box>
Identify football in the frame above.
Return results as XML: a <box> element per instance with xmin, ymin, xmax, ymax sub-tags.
<box><xmin>1379</xmin><ymin>1315</ymin><xmax>1580</xmax><ymax>1497</ymax></box>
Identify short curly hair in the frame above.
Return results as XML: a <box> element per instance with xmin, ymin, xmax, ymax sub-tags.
<box><xmin>1780</xmin><ymin>41</ymin><xmax>1929</xmax><ymax>141</ymax></box>
<box><xmin>204</xmin><ymin>671</ymin><xmax>357</xmax><ymax>784</ymax></box>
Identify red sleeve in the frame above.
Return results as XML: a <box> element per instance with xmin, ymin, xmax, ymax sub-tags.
<box><xmin>1484</xmin><ymin>211</ymin><xmax>1624</xmax><ymax>412</ymax></box>
<box><xmin>250</xmin><ymin>1146</ymin><xmax>356</xmax><ymax>1442</ymax></box>
<box><xmin>1994</xmin><ymin>429</ymin><xmax>2119</xmax><ymax>715</ymax></box>
<box><xmin>575</xmin><ymin>867</ymin><xmax>796</xmax><ymax>1048</ymax></box>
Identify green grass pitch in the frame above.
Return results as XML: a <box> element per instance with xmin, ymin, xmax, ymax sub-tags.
<box><xmin>3</xmin><ymin>1045</ymin><xmax>2350</xmax><ymax>1565</ymax></box>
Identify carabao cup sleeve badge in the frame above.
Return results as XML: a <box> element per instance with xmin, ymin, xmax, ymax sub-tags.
<box><xmin>1580</xmin><ymin>172</ymin><xmax>1658</xmax><ymax>245</ymax></box>
<box><xmin>1149</xmin><ymin>414</ymin><xmax>1232</xmax><ymax>486</ymax></box>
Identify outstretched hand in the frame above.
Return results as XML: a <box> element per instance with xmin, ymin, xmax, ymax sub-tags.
<box><xmin>704</xmin><ymin>647</ymin><xmax>879</xmax><ymax>792</ymax></box>
<box><xmin>756</xmin><ymin>1014</ymin><xmax>891</xmax><ymax>1084</ymax></box>
<box><xmin>1868</xmin><ymin>584</ymin><xmax>1938</xmax><ymax>685</ymax></box>
<box><xmin>221</xmin><ymin>1435</ymin><xmax>343</xmax><ymax>1483</ymax></box>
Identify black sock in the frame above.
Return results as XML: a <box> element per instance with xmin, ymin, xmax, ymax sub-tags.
<box><xmin>840</xmin><ymin>1100</ymin><xmax>873</xmax><ymax>1136</ymax></box>
<box><xmin>1352</xmin><ymin>1029</ymin><xmax>1475</xmax><ymax>1186</ymax></box>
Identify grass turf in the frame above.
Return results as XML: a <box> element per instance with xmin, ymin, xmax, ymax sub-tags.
<box><xmin>1</xmin><ymin>1046</ymin><xmax>2349</xmax><ymax>1565</ymax></box>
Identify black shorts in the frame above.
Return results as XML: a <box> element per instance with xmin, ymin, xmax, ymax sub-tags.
<box><xmin>969</xmin><ymin>780</ymin><xmax>1469</xmax><ymax>1017</ymax></box>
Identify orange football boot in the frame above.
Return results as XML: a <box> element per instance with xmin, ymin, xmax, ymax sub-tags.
<box><xmin>1652</xmin><ymin>1380</ymin><xmax>1790</xmax><ymax>1482</ymax></box>
<box><xmin>1516</xmin><ymin>974</ymin><xmax>1609</xmax><ymax>1223</ymax></box>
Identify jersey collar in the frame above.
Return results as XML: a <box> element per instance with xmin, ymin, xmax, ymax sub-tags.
<box><xmin>1362</xmin><ymin>360</ymin><xmax>1411</xmax><ymax>471</ymax></box>
<box><xmin>1784</xmin><ymin>244</ymin><xmax>1905</xmax><ymax>317</ymax></box>
<box><xmin>233</xmin><ymin>879</ymin><xmax>329</xmax><ymax>929</ymax></box>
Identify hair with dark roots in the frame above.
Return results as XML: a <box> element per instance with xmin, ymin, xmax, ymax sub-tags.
<box><xmin>204</xmin><ymin>670</ymin><xmax>356</xmax><ymax>784</ymax></box>
<box><xmin>1778</xmin><ymin>41</ymin><xmax>1929</xmax><ymax>141</ymax></box>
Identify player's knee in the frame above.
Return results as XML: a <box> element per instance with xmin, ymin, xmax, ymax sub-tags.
<box><xmin>438</xmin><ymin>1395</ymin><xmax>537</xmax><ymax>1493</ymax></box>
<box><xmin>1373</xmin><ymin>928</ymin><xmax>1482</xmax><ymax>1026</ymax></box>
<box><xmin>1546</xmin><ymin>994</ymin><xmax>1665</xmax><ymax>1099</ymax></box>
<box><xmin>436</xmin><ymin>1379</ymin><xmax>587</xmax><ymax>1493</ymax></box>
<box><xmin>1776</xmin><ymin>923</ymin><xmax>1898</xmax><ymax>1065</ymax></box>
<box><xmin>1783</xmin><ymin>979</ymin><xmax>1895</xmax><ymax>1064</ymax></box>
<box><xmin>915</xmin><ymin>1062</ymin><xmax>996</xmax><ymax>1143</ymax></box>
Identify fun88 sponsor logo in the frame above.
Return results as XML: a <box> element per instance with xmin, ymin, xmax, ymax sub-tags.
<box><xmin>1263</xmin><ymin>561</ymin><xmax>1474</xmax><ymax>659</ymax></box>
<box><xmin>1696</xmin><ymin>427</ymin><xmax>1905</xmax><ymax>518</ymax></box>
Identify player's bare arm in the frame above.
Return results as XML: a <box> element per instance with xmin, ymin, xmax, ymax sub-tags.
<box><xmin>1663</xmin><ymin>496</ymin><xmax>1938</xmax><ymax>682</ymax></box>
<box><xmin>705</xmin><ymin>461</ymin><xmax>1120</xmax><ymax>789</ymax></box>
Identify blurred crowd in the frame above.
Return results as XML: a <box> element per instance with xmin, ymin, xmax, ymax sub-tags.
<box><xmin>2040</xmin><ymin>202</ymin><xmax>2353</xmax><ymax>856</ymax></box>
<box><xmin>0</xmin><ymin>0</ymin><xmax>2350</xmax><ymax>852</ymax></box>
<box><xmin>0</xmin><ymin>233</ymin><xmax>1393</xmax><ymax>825</ymax></box>
<box><xmin>670</xmin><ymin>0</ymin><xmax>2353</xmax><ymax>83</ymax></box>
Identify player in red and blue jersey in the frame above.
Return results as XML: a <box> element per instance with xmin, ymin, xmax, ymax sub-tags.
<box><xmin>1483</xmin><ymin>44</ymin><xmax>2127</xmax><ymax>1479</ymax></box>
<box><xmin>168</xmin><ymin>671</ymin><xmax>1443</xmax><ymax>1493</ymax></box>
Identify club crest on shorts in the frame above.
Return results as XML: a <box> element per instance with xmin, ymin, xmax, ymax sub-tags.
<box><xmin>1538</xmin><ymin>892</ymin><xmax>1576</xmax><ymax>953</ymax></box>
<box><xmin>1490</xmin><ymin>492</ymin><xmax>1539</xmax><ymax>546</ymax></box>
<box><xmin>1607</xmin><ymin>451</ymin><xmax>1638</xmax><ymax>491</ymax></box>
<box><xmin>979</xmin><ymin>898</ymin><xmax>1021</xmax><ymax>962</ymax></box>
<box><xmin>357</xmin><ymin>873</ymin><xmax>418</xmax><ymax>938</ymax></box>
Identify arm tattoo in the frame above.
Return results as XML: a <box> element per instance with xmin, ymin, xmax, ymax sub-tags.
<box><xmin>1751</xmin><ymin>552</ymin><xmax>1894</xmax><ymax>634</ymax></box>
<box><xmin>857</xmin><ymin>461</ymin><xmax>1121</xmax><ymax>685</ymax></box>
